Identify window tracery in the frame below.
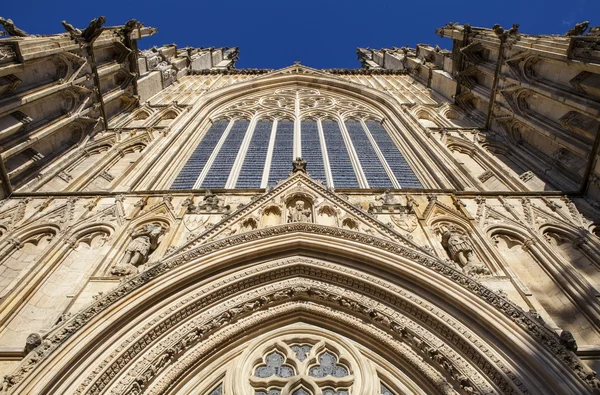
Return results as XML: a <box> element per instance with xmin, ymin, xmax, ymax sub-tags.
<box><xmin>248</xmin><ymin>338</ymin><xmax>353</xmax><ymax>395</ymax></box>
<box><xmin>170</xmin><ymin>87</ymin><xmax>422</xmax><ymax>190</ymax></box>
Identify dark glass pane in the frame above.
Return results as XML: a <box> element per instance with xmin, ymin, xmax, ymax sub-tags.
<box><xmin>345</xmin><ymin>120</ymin><xmax>393</xmax><ymax>188</ymax></box>
<box><xmin>321</xmin><ymin>120</ymin><xmax>359</xmax><ymax>188</ymax></box>
<box><xmin>366</xmin><ymin>120</ymin><xmax>423</xmax><ymax>188</ymax></box>
<box><xmin>170</xmin><ymin>120</ymin><xmax>229</xmax><ymax>189</ymax></box>
<box><xmin>236</xmin><ymin>120</ymin><xmax>273</xmax><ymax>188</ymax></box>
<box><xmin>300</xmin><ymin>120</ymin><xmax>327</xmax><ymax>184</ymax></box>
<box><xmin>201</xmin><ymin>119</ymin><xmax>249</xmax><ymax>188</ymax></box>
<box><xmin>268</xmin><ymin>120</ymin><xmax>294</xmax><ymax>186</ymax></box>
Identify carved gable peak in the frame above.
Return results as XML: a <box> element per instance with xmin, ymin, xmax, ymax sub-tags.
<box><xmin>168</xmin><ymin>172</ymin><xmax>430</xmax><ymax>257</ymax></box>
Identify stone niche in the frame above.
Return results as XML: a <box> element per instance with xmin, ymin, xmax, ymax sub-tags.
<box><xmin>286</xmin><ymin>196</ymin><xmax>314</xmax><ymax>224</ymax></box>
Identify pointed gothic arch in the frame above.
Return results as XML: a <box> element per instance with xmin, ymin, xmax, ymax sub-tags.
<box><xmin>5</xmin><ymin>221</ymin><xmax>596</xmax><ymax>394</ymax></box>
<box><xmin>147</xmin><ymin>71</ymin><xmax>456</xmax><ymax>191</ymax></box>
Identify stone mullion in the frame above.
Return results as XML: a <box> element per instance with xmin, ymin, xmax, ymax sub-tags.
<box><xmin>225</xmin><ymin>116</ymin><xmax>257</xmax><ymax>189</ymax></box>
<box><xmin>316</xmin><ymin>119</ymin><xmax>334</xmax><ymax>188</ymax></box>
<box><xmin>192</xmin><ymin>118</ymin><xmax>235</xmax><ymax>189</ymax></box>
<box><xmin>294</xmin><ymin>91</ymin><xmax>301</xmax><ymax>159</ymax></box>
<box><xmin>261</xmin><ymin>119</ymin><xmax>279</xmax><ymax>189</ymax></box>
<box><xmin>359</xmin><ymin>119</ymin><xmax>401</xmax><ymax>189</ymax></box>
<box><xmin>336</xmin><ymin>116</ymin><xmax>369</xmax><ymax>188</ymax></box>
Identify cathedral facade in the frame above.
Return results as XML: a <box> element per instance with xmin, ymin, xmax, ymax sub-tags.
<box><xmin>0</xmin><ymin>16</ymin><xmax>599</xmax><ymax>394</ymax></box>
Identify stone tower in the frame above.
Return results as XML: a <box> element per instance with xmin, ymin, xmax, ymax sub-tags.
<box><xmin>0</xmin><ymin>16</ymin><xmax>599</xmax><ymax>394</ymax></box>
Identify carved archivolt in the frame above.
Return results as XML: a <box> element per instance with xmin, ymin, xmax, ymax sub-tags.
<box><xmin>69</xmin><ymin>260</ymin><xmax>504</xmax><ymax>394</ymax></box>
<box><xmin>6</xmin><ymin>225</ymin><xmax>598</xmax><ymax>394</ymax></box>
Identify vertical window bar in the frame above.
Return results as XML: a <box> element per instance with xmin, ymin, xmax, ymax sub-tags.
<box><xmin>345</xmin><ymin>119</ymin><xmax>394</xmax><ymax>188</ymax></box>
<box><xmin>236</xmin><ymin>119</ymin><xmax>273</xmax><ymax>188</ymax></box>
<box><xmin>226</xmin><ymin>117</ymin><xmax>258</xmax><ymax>188</ymax></box>
<box><xmin>317</xmin><ymin>119</ymin><xmax>334</xmax><ymax>188</ymax></box>
<box><xmin>359</xmin><ymin>119</ymin><xmax>401</xmax><ymax>189</ymax></box>
<box><xmin>321</xmin><ymin>119</ymin><xmax>359</xmax><ymax>188</ymax></box>
<box><xmin>170</xmin><ymin>119</ymin><xmax>229</xmax><ymax>190</ymax></box>
<box><xmin>365</xmin><ymin>120</ymin><xmax>423</xmax><ymax>188</ymax></box>
<box><xmin>267</xmin><ymin>120</ymin><xmax>294</xmax><ymax>186</ymax></box>
<box><xmin>300</xmin><ymin>120</ymin><xmax>327</xmax><ymax>184</ymax></box>
<box><xmin>200</xmin><ymin>119</ymin><xmax>249</xmax><ymax>188</ymax></box>
<box><xmin>260</xmin><ymin>119</ymin><xmax>278</xmax><ymax>188</ymax></box>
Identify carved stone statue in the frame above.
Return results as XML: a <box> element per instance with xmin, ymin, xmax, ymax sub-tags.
<box><xmin>61</xmin><ymin>20</ymin><xmax>82</xmax><ymax>39</ymax></box>
<box><xmin>441</xmin><ymin>229</ymin><xmax>490</xmax><ymax>276</ymax></box>
<box><xmin>24</xmin><ymin>333</ymin><xmax>42</xmax><ymax>354</ymax></box>
<box><xmin>288</xmin><ymin>200</ymin><xmax>312</xmax><ymax>223</ymax></box>
<box><xmin>565</xmin><ymin>21</ymin><xmax>589</xmax><ymax>37</ymax></box>
<box><xmin>559</xmin><ymin>330</ymin><xmax>578</xmax><ymax>351</ymax></box>
<box><xmin>292</xmin><ymin>157</ymin><xmax>307</xmax><ymax>173</ymax></box>
<box><xmin>0</xmin><ymin>17</ymin><xmax>29</xmax><ymax>37</ymax></box>
<box><xmin>111</xmin><ymin>224</ymin><xmax>164</xmax><ymax>276</ymax></box>
<box><xmin>120</xmin><ymin>19</ymin><xmax>142</xmax><ymax>36</ymax></box>
<box><xmin>80</xmin><ymin>16</ymin><xmax>106</xmax><ymax>43</ymax></box>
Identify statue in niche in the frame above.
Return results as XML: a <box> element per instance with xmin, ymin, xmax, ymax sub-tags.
<box><xmin>0</xmin><ymin>17</ymin><xmax>29</xmax><ymax>37</ymax></box>
<box><xmin>111</xmin><ymin>224</ymin><xmax>165</xmax><ymax>276</ymax></box>
<box><xmin>288</xmin><ymin>200</ymin><xmax>312</xmax><ymax>223</ymax></box>
<box><xmin>441</xmin><ymin>227</ymin><xmax>490</xmax><ymax>276</ymax></box>
<box><xmin>292</xmin><ymin>157</ymin><xmax>307</xmax><ymax>173</ymax></box>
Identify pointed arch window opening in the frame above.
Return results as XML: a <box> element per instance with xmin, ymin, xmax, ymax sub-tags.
<box><xmin>170</xmin><ymin>94</ymin><xmax>423</xmax><ymax>190</ymax></box>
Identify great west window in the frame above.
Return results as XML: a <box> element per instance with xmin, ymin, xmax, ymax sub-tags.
<box><xmin>170</xmin><ymin>88</ymin><xmax>423</xmax><ymax>190</ymax></box>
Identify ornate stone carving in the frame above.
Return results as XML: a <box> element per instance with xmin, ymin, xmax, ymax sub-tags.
<box><xmin>287</xmin><ymin>200</ymin><xmax>312</xmax><ymax>223</ymax></box>
<box><xmin>187</xmin><ymin>190</ymin><xmax>230</xmax><ymax>214</ymax></box>
<box><xmin>24</xmin><ymin>333</ymin><xmax>42</xmax><ymax>355</ymax></box>
<box><xmin>440</xmin><ymin>227</ymin><xmax>491</xmax><ymax>276</ymax></box>
<box><xmin>110</xmin><ymin>224</ymin><xmax>165</xmax><ymax>276</ymax></box>
<box><xmin>559</xmin><ymin>330</ymin><xmax>578</xmax><ymax>351</ymax></box>
<box><xmin>0</xmin><ymin>17</ymin><xmax>29</xmax><ymax>37</ymax></box>
<box><xmin>62</xmin><ymin>16</ymin><xmax>106</xmax><ymax>44</ymax></box>
<box><xmin>292</xmin><ymin>157</ymin><xmax>307</xmax><ymax>173</ymax></box>
<box><xmin>565</xmin><ymin>21</ymin><xmax>589</xmax><ymax>36</ymax></box>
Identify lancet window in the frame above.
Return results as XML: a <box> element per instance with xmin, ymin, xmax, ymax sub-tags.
<box><xmin>170</xmin><ymin>88</ymin><xmax>423</xmax><ymax>190</ymax></box>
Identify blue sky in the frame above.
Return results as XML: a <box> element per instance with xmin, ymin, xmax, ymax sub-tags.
<box><xmin>2</xmin><ymin>0</ymin><xmax>598</xmax><ymax>69</ymax></box>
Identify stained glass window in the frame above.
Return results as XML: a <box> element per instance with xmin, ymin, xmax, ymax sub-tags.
<box><xmin>345</xmin><ymin>120</ymin><xmax>393</xmax><ymax>188</ymax></box>
<box><xmin>381</xmin><ymin>383</ymin><xmax>395</xmax><ymax>395</ymax></box>
<box><xmin>308</xmin><ymin>352</ymin><xmax>349</xmax><ymax>378</ymax></box>
<box><xmin>267</xmin><ymin>120</ymin><xmax>294</xmax><ymax>186</ymax></box>
<box><xmin>321</xmin><ymin>120</ymin><xmax>359</xmax><ymax>188</ymax></box>
<box><xmin>208</xmin><ymin>383</ymin><xmax>223</xmax><ymax>395</ymax></box>
<box><xmin>300</xmin><ymin>120</ymin><xmax>326</xmax><ymax>183</ymax></box>
<box><xmin>365</xmin><ymin>120</ymin><xmax>422</xmax><ymax>188</ymax></box>
<box><xmin>170</xmin><ymin>120</ymin><xmax>229</xmax><ymax>189</ymax></box>
<box><xmin>291</xmin><ymin>345</ymin><xmax>312</xmax><ymax>361</ymax></box>
<box><xmin>201</xmin><ymin>119</ymin><xmax>249</xmax><ymax>188</ymax></box>
<box><xmin>236</xmin><ymin>120</ymin><xmax>272</xmax><ymax>188</ymax></box>
<box><xmin>254</xmin><ymin>351</ymin><xmax>295</xmax><ymax>378</ymax></box>
<box><xmin>323</xmin><ymin>390</ymin><xmax>349</xmax><ymax>395</ymax></box>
